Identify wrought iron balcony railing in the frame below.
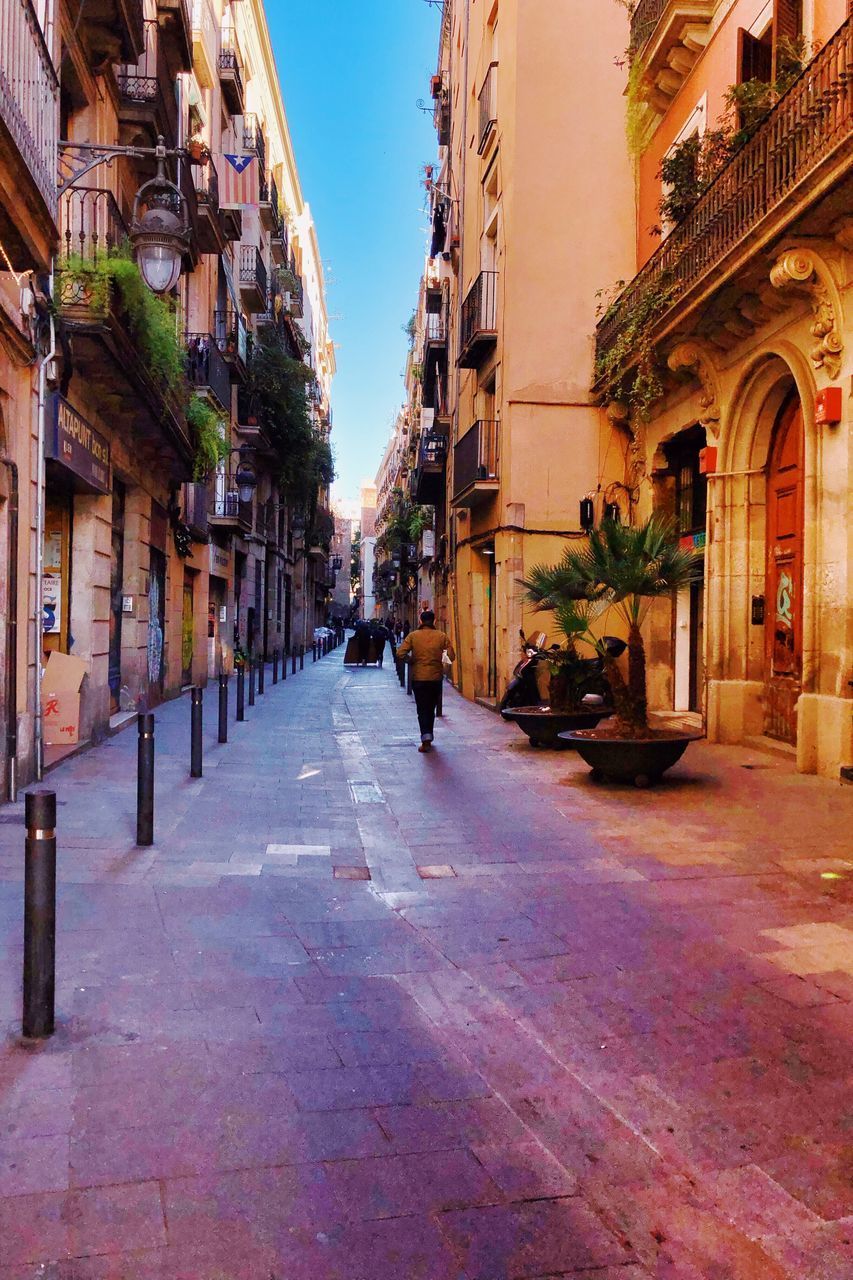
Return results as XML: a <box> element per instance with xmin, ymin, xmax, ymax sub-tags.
<box><xmin>218</xmin><ymin>23</ymin><xmax>243</xmax><ymax>111</ymax></box>
<box><xmin>629</xmin><ymin>0</ymin><xmax>667</xmax><ymax>54</ymax></box>
<box><xmin>185</xmin><ymin>332</ymin><xmax>230</xmax><ymax>412</ymax></box>
<box><xmin>242</xmin><ymin>112</ymin><xmax>265</xmax><ymax>167</ymax></box>
<box><xmin>453</xmin><ymin>419</ymin><xmax>498</xmax><ymax>503</ymax></box>
<box><xmin>478</xmin><ymin>61</ymin><xmax>498</xmax><ymax>154</ymax></box>
<box><xmin>116</xmin><ymin>17</ymin><xmax>158</xmax><ymax>104</ymax></box>
<box><xmin>459</xmin><ymin>269</ymin><xmax>497</xmax><ymax>367</ymax></box>
<box><xmin>595</xmin><ymin>15</ymin><xmax>853</xmax><ymax>375</ymax></box>
<box><xmin>58</xmin><ymin>188</ymin><xmax>129</xmax><ymax>301</ymax></box>
<box><xmin>214</xmin><ymin>308</ymin><xmax>248</xmax><ymax>365</ymax></box>
<box><xmin>239</xmin><ymin>244</ymin><xmax>267</xmax><ymax>296</ymax></box>
<box><xmin>192</xmin><ymin>160</ymin><xmax>219</xmax><ymax>209</ymax></box>
<box><xmin>0</xmin><ymin>0</ymin><xmax>59</xmax><ymax>221</ymax></box>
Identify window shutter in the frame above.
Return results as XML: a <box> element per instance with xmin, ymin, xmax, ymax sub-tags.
<box><xmin>738</xmin><ymin>28</ymin><xmax>772</xmax><ymax>83</ymax></box>
<box><xmin>772</xmin><ymin>0</ymin><xmax>803</xmax><ymax>78</ymax></box>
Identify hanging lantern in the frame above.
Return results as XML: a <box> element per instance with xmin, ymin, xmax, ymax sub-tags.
<box><xmin>130</xmin><ymin>137</ymin><xmax>191</xmax><ymax>294</ymax></box>
<box><xmin>579</xmin><ymin>497</ymin><xmax>595</xmax><ymax>531</ymax></box>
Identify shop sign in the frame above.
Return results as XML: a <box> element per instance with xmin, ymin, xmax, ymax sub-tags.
<box><xmin>48</xmin><ymin>397</ymin><xmax>111</xmax><ymax>494</ymax></box>
<box><xmin>209</xmin><ymin>542</ymin><xmax>232</xmax><ymax>577</ymax></box>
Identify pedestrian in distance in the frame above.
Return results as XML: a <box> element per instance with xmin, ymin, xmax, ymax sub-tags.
<box><xmin>371</xmin><ymin>620</ymin><xmax>387</xmax><ymax>668</ymax></box>
<box><xmin>396</xmin><ymin>610</ymin><xmax>454</xmax><ymax>753</ymax></box>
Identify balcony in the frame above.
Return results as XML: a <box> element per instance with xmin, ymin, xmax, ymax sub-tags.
<box><xmin>242</xmin><ymin>113</ymin><xmax>265</xmax><ymax>168</ymax></box>
<box><xmin>0</xmin><ymin>0</ymin><xmax>59</xmax><ymax>270</ymax></box>
<box><xmin>209</xmin><ymin>465</ymin><xmax>252</xmax><ymax>532</ymax></box>
<box><xmin>452</xmin><ymin>420</ymin><xmax>499</xmax><ymax>508</ymax></box>
<box><xmin>181</xmin><ymin>480</ymin><xmax>209</xmax><ymax>541</ymax></box>
<box><xmin>115</xmin><ymin>19</ymin><xmax>178</xmax><ymax>146</ymax></box>
<box><xmin>271</xmin><ymin>206</ymin><xmax>288</xmax><ymax>265</ymax></box>
<box><xmin>218</xmin><ymin>24</ymin><xmax>244</xmax><ymax>114</ymax></box>
<box><xmin>629</xmin><ymin>0</ymin><xmax>715</xmax><ymax>112</ymax></box>
<box><xmin>185</xmin><ymin>333</ymin><xmax>231</xmax><ymax>412</ymax></box>
<box><xmin>57</xmin><ymin>187</ymin><xmax>193</xmax><ymax>479</ymax></box>
<box><xmin>191</xmin><ymin>161</ymin><xmax>225</xmax><ymax>254</ymax></box>
<box><xmin>412</xmin><ymin>427</ymin><xmax>449</xmax><ymax>505</ymax></box>
<box><xmin>260</xmin><ymin>169</ymin><xmax>280</xmax><ymax>234</ymax></box>
<box><xmin>238</xmin><ymin>244</ymin><xmax>267</xmax><ymax>312</ymax></box>
<box><xmin>191</xmin><ymin>0</ymin><xmax>217</xmax><ymax>87</ymax></box>
<box><xmin>477</xmin><ymin>62</ymin><xmax>498</xmax><ymax>155</ymax></box>
<box><xmin>156</xmin><ymin>0</ymin><xmax>192</xmax><ymax>73</ymax></box>
<box><xmin>214</xmin><ymin>308</ymin><xmax>249</xmax><ymax>375</ymax></box>
<box><xmin>595</xmin><ymin>16</ymin><xmax>853</xmax><ymax>386</ymax></box>
<box><xmin>458</xmin><ymin>270</ymin><xmax>497</xmax><ymax>368</ymax></box>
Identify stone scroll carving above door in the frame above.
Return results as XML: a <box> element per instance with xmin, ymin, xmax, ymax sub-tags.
<box><xmin>769</xmin><ymin>250</ymin><xmax>844</xmax><ymax>381</ymax></box>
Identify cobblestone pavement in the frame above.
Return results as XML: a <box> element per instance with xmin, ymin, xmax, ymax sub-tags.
<box><xmin>0</xmin><ymin>648</ymin><xmax>851</xmax><ymax>1278</ymax></box>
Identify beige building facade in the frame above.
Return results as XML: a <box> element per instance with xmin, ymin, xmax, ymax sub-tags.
<box><xmin>0</xmin><ymin>0</ymin><xmax>332</xmax><ymax>797</ymax></box>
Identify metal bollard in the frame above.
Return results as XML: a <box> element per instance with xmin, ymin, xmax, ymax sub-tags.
<box><xmin>258</xmin><ymin>656</ymin><xmax>265</xmax><ymax>695</ymax></box>
<box><xmin>397</xmin><ymin>659</ymin><xmax>405</xmax><ymax>689</ymax></box>
<box><xmin>248</xmin><ymin>660</ymin><xmax>256</xmax><ymax>706</ymax></box>
<box><xmin>437</xmin><ymin>680</ymin><xmax>444</xmax><ymax>718</ymax></box>
<box><xmin>299</xmin><ymin>646</ymin><xmax>304</xmax><ymax>671</ymax></box>
<box><xmin>312</xmin><ymin>642</ymin><xmax>317</xmax><ymax>663</ymax></box>
<box><xmin>136</xmin><ymin>713</ymin><xmax>155</xmax><ymax>846</ymax></box>
<box><xmin>406</xmin><ymin>662</ymin><xmax>413</xmax><ymax>696</ymax></box>
<box><xmin>236</xmin><ymin>665</ymin><xmax>245</xmax><ymax>721</ymax></box>
<box><xmin>190</xmin><ymin>687</ymin><xmax>203</xmax><ymax>778</ymax></box>
<box><xmin>23</xmin><ymin>790</ymin><xmax>56</xmax><ymax>1040</ymax></box>
<box><xmin>281</xmin><ymin>650</ymin><xmax>286</xmax><ymax>680</ymax></box>
<box><xmin>218</xmin><ymin>673</ymin><xmax>228</xmax><ymax>744</ymax></box>
<box><xmin>272</xmin><ymin>650</ymin><xmax>279</xmax><ymax>685</ymax></box>
<box><xmin>291</xmin><ymin>650</ymin><xmax>297</xmax><ymax>676</ymax></box>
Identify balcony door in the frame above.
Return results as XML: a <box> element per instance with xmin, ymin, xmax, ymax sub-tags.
<box><xmin>764</xmin><ymin>394</ymin><xmax>804</xmax><ymax>744</ymax></box>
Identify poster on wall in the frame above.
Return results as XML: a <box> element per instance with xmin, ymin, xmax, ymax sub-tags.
<box><xmin>43</xmin><ymin>573</ymin><xmax>62</xmax><ymax>634</ymax></box>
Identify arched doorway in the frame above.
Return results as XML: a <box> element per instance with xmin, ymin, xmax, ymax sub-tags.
<box><xmin>764</xmin><ymin>392</ymin><xmax>804</xmax><ymax>743</ymax></box>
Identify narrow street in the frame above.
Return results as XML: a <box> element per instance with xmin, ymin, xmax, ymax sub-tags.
<box><xmin>0</xmin><ymin>650</ymin><xmax>851</xmax><ymax>1278</ymax></box>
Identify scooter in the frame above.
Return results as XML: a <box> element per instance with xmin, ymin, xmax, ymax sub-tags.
<box><xmin>499</xmin><ymin>630</ymin><xmax>627</xmax><ymax>712</ymax></box>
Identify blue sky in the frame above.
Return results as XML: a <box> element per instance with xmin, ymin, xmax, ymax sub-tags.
<box><xmin>267</xmin><ymin>0</ymin><xmax>440</xmax><ymax>507</ymax></box>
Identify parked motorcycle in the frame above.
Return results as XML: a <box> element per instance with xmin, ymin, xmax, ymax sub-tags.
<box><xmin>499</xmin><ymin>630</ymin><xmax>626</xmax><ymax>712</ymax></box>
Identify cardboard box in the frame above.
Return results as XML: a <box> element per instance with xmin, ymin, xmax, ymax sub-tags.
<box><xmin>42</xmin><ymin>650</ymin><xmax>87</xmax><ymax>746</ymax></box>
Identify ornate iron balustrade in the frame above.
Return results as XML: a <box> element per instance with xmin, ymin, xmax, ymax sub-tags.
<box><xmin>453</xmin><ymin>420</ymin><xmax>498</xmax><ymax>500</ymax></box>
<box><xmin>0</xmin><ymin>0</ymin><xmax>59</xmax><ymax>220</ymax></box>
<box><xmin>629</xmin><ymin>0</ymin><xmax>667</xmax><ymax>53</ymax></box>
<box><xmin>242</xmin><ymin>112</ymin><xmax>265</xmax><ymax>166</ymax></box>
<box><xmin>239</xmin><ymin>244</ymin><xmax>267</xmax><ymax>298</ymax></box>
<box><xmin>116</xmin><ymin>18</ymin><xmax>158</xmax><ymax>103</ymax></box>
<box><xmin>419</xmin><ymin>430</ymin><xmax>448</xmax><ymax>468</ymax></box>
<box><xmin>595</xmin><ymin>16</ymin><xmax>853</xmax><ymax>374</ymax></box>
<box><xmin>214</xmin><ymin>308</ymin><xmax>248</xmax><ymax>364</ymax></box>
<box><xmin>192</xmin><ymin>160</ymin><xmax>219</xmax><ymax>209</ymax></box>
<box><xmin>58</xmin><ymin>187</ymin><xmax>128</xmax><ymax>305</ymax></box>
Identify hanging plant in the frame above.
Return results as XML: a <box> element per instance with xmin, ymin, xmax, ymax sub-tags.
<box><xmin>186</xmin><ymin>394</ymin><xmax>228</xmax><ymax>480</ymax></box>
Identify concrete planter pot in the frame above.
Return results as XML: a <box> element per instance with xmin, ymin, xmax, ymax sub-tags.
<box><xmin>501</xmin><ymin>705</ymin><xmax>612</xmax><ymax>749</ymax></box>
<box><xmin>559</xmin><ymin>729</ymin><xmax>703</xmax><ymax>785</ymax></box>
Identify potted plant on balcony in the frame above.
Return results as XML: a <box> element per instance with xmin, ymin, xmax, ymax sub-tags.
<box><xmin>522</xmin><ymin>515</ymin><xmax>704</xmax><ymax>783</ymax></box>
<box><xmin>186</xmin><ymin>136</ymin><xmax>211</xmax><ymax>165</ymax></box>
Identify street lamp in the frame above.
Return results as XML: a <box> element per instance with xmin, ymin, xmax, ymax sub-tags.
<box><xmin>129</xmin><ymin>137</ymin><xmax>191</xmax><ymax>295</ymax></box>
<box><xmin>231</xmin><ymin>444</ymin><xmax>258</xmax><ymax>503</ymax></box>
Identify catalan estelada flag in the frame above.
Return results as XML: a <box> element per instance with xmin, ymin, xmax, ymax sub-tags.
<box><xmin>218</xmin><ymin>152</ymin><xmax>258</xmax><ymax>207</ymax></box>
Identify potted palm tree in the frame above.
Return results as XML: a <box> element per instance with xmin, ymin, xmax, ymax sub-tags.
<box><xmin>522</xmin><ymin>515</ymin><xmax>704</xmax><ymax>785</ymax></box>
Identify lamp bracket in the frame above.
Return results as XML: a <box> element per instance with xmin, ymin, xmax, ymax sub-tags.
<box><xmin>58</xmin><ymin>140</ymin><xmax>187</xmax><ymax>195</ymax></box>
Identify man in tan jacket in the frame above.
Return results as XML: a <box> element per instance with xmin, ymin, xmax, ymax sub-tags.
<box><xmin>395</xmin><ymin>610</ymin><xmax>455</xmax><ymax>752</ymax></box>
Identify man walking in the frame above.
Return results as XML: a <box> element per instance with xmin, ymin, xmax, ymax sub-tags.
<box><xmin>396</xmin><ymin>610</ymin><xmax>454</xmax><ymax>753</ymax></box>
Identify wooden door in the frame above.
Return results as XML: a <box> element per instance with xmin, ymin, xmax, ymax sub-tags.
<box><xmin>108</xmin><ymin>482</ymin><xmax>126</xmax><ymax>714</ymax></box>
<box><xmin>764</xmin><ymin>396</ymin><xmax>804</xmax><ymax>743</ymax></box>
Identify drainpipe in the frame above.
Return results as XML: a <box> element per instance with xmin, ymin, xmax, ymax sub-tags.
<box><xmin>2</xmin><ymin>456</ymin><xmax>19</xmax><ymax>801</ymax></box>
<box><xmin>33</xmin><ymin>290</ymin><xmax>57</xmax><ymax>783</ymax></box>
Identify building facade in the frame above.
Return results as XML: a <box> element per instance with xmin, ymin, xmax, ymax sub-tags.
<box><xmin>0</xmin><ymin>0</ymin><xmax>332</xmax><ymax>797</ymax></box>
<box><xmin>402</xmin><ymin>0</ymin><xmax>634</xmax><ymax>702</ymax></box>
<box><xmin>595</xmin><ymin>0</ymin><xmax>853</xmax><ymax>777</ymax></box>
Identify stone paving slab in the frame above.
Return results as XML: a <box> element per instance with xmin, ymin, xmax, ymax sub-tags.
<box><xmin>0</xmin><ymin>650</ymin><xmax>851</xmax><ymax>1276</ymax></box>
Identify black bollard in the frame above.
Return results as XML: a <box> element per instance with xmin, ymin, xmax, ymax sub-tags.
<box><xmin>190</xmin><ymin>687</ymin><xmax>203</xmax><ymax>778</ymax></box>
<box><xmin>23</xmin><ymin>790</ymin><xmax>56</xmax><ymax>1040</ymax></box>
<box><xmin>291</xmin><ymin>650</ymin><xmax>297</xmax><ymax>676</ymax></box>
<box><xmin>312</xmin><ymin>642</ymin><xmax>317</xmax><ymax>663</ymax></box>
<box><xmin>406</xmin><ymin>661</ymin><xmax>413</xmax><ymax>696</ymax></box>
<box><xmin>236</xmin><ymin>665</ymin><xmax>245</xmax><ymax>721</ymax></box>
<box><xmin>437</xmin><ymin>680</ymin><xmax>444</xmax><ymax>718</ymax></box>
<box><xmin>258</xmin><ymin>656</ymin><xmax>265</xmax><ymax>695</ymax></box>
<box><xmin>218</xmin><ymin>673</ymin><xmax>228</xmax><ymax>744</ymax></box>
<box><xmin>299</xmin><ymin>646</ymin><xmax>304</xmax><ymax>671</ymax></box>
<box><xmin>397</xmin><ymin>659</ymin><xmax>405</xmax><ymax>688</ymax></box>
<box><xmin>272</xmin><ymin>649</ymin><xmax>279</xmax><ymax>685</ymax></box>
<box><xmin>136</xmin><ymin>712</ymin><xmax>155</xmax><ymax>846</ymax></box>
<box><xmin>281</xmin><ymin>650</ymin><xmax>286</xmax><ymax>680</ymax></box>
<box><xmin>248</xmin><ymin>659</ymin><xmax>256</xmax><ymax>706</ymax></box>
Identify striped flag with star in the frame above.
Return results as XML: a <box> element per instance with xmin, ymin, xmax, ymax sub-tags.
<box><xmin>218</xmin><ymin>151</ymin><xmax>258</xmax><ymax>208</ymax></box>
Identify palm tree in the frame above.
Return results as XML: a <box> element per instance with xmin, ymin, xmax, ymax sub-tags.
<box><xmin>522</xmin><ymin>515</ymin><xmax>703</xmax><ymax>737</ymax></box>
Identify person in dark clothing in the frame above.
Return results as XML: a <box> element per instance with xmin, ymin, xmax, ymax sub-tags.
<box><xmin>354</xmin><ymin>619</ymin><xmax>371</xmax><ymax>666</ymax></box>
<box><xmin>396</xmin><ymin>610</ymin><xmax>455</xmax><ymax>752</ymax></box>
<box><xmin>371</xmin><ymin>621</ymin><xmax>387</xmax><ymax>668</ymax></box>
<box><xmin>401</xmin><ymin>620</ymin><xmax>410</xmax><ymax>639</ymax></box>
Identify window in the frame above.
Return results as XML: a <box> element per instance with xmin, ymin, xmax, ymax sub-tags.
<box><xmin>665</xmin><ymin>426</ymin><xmax>707</xmax><ymax>534</ymax></box>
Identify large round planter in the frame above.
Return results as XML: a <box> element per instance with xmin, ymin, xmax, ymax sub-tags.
<box><xmin>559</xmin><ymin>729</ymin><xmax>702</xmax><ymax>785</ymax></box>
<box><xmin>501</xmin><ymin>706</ymin><xmax>612</xmax><ymax>749</ymax></box>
